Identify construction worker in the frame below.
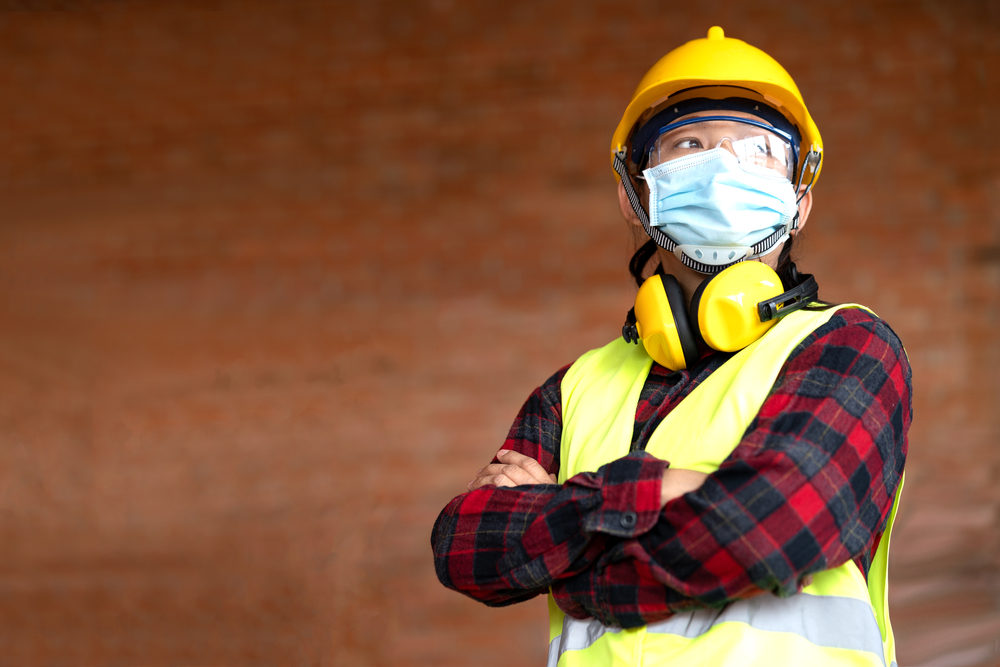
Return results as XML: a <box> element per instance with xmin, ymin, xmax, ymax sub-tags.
<box><xmin>432</xmin><ymin>27</ymin><xmax>911</xmax><ymax>667</ymax></box>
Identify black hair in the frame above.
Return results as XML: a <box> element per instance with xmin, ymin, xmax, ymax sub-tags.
<box><xmin>774</xmin><ymin>236</ymin><xmax>796</xmax><ymax>287</ymax></box>
<box><xmin>628</xmin><ymin>239</ymin><xmax>659</xmax><ymax>287</ymax></box>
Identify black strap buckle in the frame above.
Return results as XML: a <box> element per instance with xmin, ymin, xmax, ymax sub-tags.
<box><xmin>622</xmin><ymin>307</ymin><xmax>640</xmax><ymax>344</ymax></box>
<box><xmin>758</xmin><ymin>273</ymin><xmax>819</xmax><ymax>321</ymax></box>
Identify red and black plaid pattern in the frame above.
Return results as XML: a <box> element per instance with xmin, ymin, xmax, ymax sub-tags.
<box><xmin>432</xmin><ymin>308</ymin><xmax>911</xmax><ymax>628</ymax></box>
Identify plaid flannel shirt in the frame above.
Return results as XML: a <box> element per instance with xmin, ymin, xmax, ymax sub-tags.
<box><xmin>431</xmin><ymin>308</ymin><xmax>911</xmax><ymax>628</ymax></box>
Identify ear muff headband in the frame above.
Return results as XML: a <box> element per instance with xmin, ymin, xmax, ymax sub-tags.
<box><xmin>662</xmin><ymin>274</ymin><xmax>700</xmax><ymax>366</ymax></box>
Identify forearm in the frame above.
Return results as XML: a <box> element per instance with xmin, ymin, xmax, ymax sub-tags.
<box><xmin>431</xmin><ymin>452</ymin><xmax>667</xmax><ymax>605</ymax></box>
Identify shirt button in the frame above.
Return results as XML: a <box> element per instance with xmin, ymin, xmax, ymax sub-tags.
<box><xmin>620</xmin><ymin>512</ymin><xmax>637</xmax><ymax>528</ymax></box>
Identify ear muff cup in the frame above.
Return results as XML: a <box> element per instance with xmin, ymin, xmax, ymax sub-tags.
<box><xmin>633</xmin><ymin>273</ymin><xmax>700</xmax><ymax>371</ymax></box>
<box><xmin>691</xmin><ymin>262</ymin><xmax>785</xmax><ymax>352</ymax></box>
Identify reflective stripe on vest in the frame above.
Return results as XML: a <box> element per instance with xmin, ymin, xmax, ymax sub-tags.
<box><xmin>549</xmin><ymin>593</ymin><xmax>892</xmax><ymax>667</ymax></box>
<box><xmin>552</xmin><ymin>305</ymin><xmax>900</xmax><ymax>667</ymax></box>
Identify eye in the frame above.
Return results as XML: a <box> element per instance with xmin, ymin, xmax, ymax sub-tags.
<box><xmin>673</xmin><ymin>137</ymin><xmax>704</xmax><ymax>150</ymax></box>
<box><xmin>647</xmin><ymin>132</ymin><xmax>708</xmax><ymax>168</ymax></box>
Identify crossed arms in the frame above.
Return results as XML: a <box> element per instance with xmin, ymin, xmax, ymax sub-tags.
<box><xmin>431</xmin><ymin>310</ymin><xmax>911</xmax><ymax>627</ymax></box>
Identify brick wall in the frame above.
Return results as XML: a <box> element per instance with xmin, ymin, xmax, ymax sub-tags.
<box><xmin>1</xmin><ymin>1</ymin><xmax>997</xmax><ymax>665</ymax></box>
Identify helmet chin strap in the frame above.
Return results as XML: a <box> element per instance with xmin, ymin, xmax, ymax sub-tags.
<box><xmin>678</xmin><ymin>251</ymin><xmax>746</xmax><ymax>275</ymax></box>
<box><xmin>613</xmin><ymin>149</ymin><xmax>673</xmax><ymax>250</ymax></box>
<box><xmin>613</xmin><ymin>149</ymin><xmax>796</xmax><ymax>276</ymax></box>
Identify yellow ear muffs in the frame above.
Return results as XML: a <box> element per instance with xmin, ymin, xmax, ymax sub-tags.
<box><xmin>624</xmin><ymin>262</ymin><xmax>818</xmax><ymax>369</ymax></box>
<box><xmin>689</xmin><ymin>261</ymin><xmax>784</xmax><ymax>352</ymax></box>
<box><xmin>633</xmin><ymin>273</ymin><xmax>700</xmax><ymax>371</ymax></box>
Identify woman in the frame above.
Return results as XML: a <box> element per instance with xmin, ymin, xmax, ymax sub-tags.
<box><xmin>432</xmin><ymin>27</ymin><xmax>911</xmax><ymax>667</ymax></box>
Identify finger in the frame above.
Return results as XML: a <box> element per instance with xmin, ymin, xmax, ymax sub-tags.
<box><xmin>467</xmin><ymin>465</ymin><xmax>498</xmax><ymax>491</ymax></box>
<box><xmin>468</xmin><ymin>470</ymin><xmax>519</xmax><ymax>491</ymax></box>
<box><xmin>468</xmin><ymin>461</ymin><xmax>543</xmax><ymax>490</ymax></box>
<box><xmin>491</xmin><ymin>461</ymin><xmax>541</xmax><ymax>486</ymax></box>
<box><xmin>467</xmin><ymin>463</ymin><xmax>522</xmax><ymax>489</ymax></box>
<box><xmin>496</xmin><ymin>450</ymin><xmax>555</xmax><ymax>485</ymax></box>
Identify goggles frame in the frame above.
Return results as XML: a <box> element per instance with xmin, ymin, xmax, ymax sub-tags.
<box><xmin>639</xmin><ymin>114</ymin><xmax>799</xmax><ymax>181</ymax></box>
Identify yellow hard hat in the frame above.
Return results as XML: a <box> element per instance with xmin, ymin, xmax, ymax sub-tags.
<box><xmin>611</xmin><ymin>26</ymin><xmax>823</xmax><ymax>186</ymax></box>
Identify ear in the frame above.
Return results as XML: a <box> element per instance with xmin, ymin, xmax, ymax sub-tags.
<box><xmin>617</xmin><ymin>179</ymin><xmax>645</xmax><ymax>229</ymax></box>
<box><xmin>792</xmin><ymin>187</ymin><xmax>813</xmax><ymax>236</ymax></box>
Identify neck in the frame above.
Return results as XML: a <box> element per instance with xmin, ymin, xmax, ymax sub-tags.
<box><xmin>653</xmin><ymin>247</ymin><xmax>706</xmax><ymax>304</ymax></box>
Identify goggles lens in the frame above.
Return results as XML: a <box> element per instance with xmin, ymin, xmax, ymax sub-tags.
<box><xmin>645</xmin><ymin>116</ymin><xmax>797</xmax><ymax>180</ymax></box>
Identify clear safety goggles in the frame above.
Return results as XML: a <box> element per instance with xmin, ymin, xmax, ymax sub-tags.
<box><xmin>643</xmin><ymin>115</ymin><xmax>798</xmax><ymax>181</ymax></box>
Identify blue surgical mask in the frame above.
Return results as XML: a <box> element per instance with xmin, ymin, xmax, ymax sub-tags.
<box><xmin>643</xmin><ymin>148</ymin><xmax>799</xmax><ymax>272</ymax></box>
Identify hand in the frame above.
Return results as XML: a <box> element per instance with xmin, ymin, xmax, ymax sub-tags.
<box><xmin>467</xmin><ymin>449</ymin><xmax>558</xmax><ymax>491</ymax></box>
<box><xmin>660</xmin><ymin>468</ymin><xmax>709</xmax><ymax>506</ymax></box>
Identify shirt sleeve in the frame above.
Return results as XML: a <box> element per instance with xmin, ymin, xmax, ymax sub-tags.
<box><xmin>552</xmin><ymin>308</ymin><xmax>912</xmax><ymax>627</ymax></box>
<box><xmin>430</xmin><ymin>366</ymin><xmax>668</xmax><ymax>606</ymax></box>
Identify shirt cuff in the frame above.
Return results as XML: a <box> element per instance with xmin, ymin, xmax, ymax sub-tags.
<box><xmin>576</xmin><ymin>452</ymin><xmax>668</xmax><ymax>538</ymax></box>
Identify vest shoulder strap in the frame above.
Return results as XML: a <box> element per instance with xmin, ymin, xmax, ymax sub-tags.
<box><xmin>561</xmin><ymin>305</ymin><xmax>869</xmax><ymax>478</ymax></box>
<box><xmin>558</xmin><ymin>338</ymin><xmax>651</xmax><ymax>483</ymax></box>
<box><xmin>645</xmin><ymin>304</ymin><xmax>866</xmax><ymax>469</ymax></box>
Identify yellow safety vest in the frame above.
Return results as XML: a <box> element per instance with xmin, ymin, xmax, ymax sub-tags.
<box><xmin>550</xmin><ymin>306</ymin><xmax>901</xmax><ymax>667</ymax></box>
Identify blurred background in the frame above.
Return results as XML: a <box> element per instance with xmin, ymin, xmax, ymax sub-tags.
<box><xmin>0</xmin><ymin>1</ymin><xmax>997</xmax><ymax>665</ymax></box>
